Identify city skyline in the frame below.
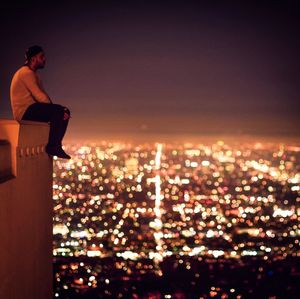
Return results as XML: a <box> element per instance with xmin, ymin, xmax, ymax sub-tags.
<box><xmin>0</xmin><ymin>1</ymin><xmax>299</xmax><ymax>139</ymax></box>
<box><xmin>52</xmin><ymin>140</ymin><xmax>300</xmax><ymax>298</ymax></box>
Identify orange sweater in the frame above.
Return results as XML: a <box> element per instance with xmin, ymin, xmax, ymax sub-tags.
<box><xmin>10</xmin><ymin>66</ymin><xmax>51</xmax><ymax>120</ymax></box>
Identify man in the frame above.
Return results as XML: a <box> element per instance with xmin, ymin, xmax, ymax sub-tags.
<box><xmin>10</xmin><ymin>45</ymin><xmax>71</xmax><ymax>159</ymax></box>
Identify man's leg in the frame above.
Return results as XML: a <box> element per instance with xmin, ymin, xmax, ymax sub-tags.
<box><xmin>22</xmin><ymin>103</ymin><xmax>71</xmax><ymax>159</ymax></box>
<box><xmin>47</xmin><ymin>105</ymin><xmax>70</xmax><ymax>147</ymax></box>
<box><xmin>22</xmin><ymin>102</ymin><xmax>51</xmax><ymax>122</ymax></box>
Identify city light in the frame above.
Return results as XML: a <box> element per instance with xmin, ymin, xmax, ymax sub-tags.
<box><xmin>53</xmin><ymin>140</ymin><xmax>300</xmax><ymax>298</ymax></box>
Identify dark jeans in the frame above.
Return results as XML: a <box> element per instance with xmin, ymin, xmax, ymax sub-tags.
<box><xmin>22</xmin><ymin>103</ymin><xmax>70</xmax><ymax>147</ymax></box>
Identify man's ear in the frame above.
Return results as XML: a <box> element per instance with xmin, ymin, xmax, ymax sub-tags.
<box><xmin>31</xmin><ymin>56</ymin><xmax>37</xmax><ymax>64</ymax></box>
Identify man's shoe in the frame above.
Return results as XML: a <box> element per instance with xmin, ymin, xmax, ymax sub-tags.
<box><xmin>46</xmin><ymin>145</ymin><xmax>71</xmax><ymax>159</ymax></box>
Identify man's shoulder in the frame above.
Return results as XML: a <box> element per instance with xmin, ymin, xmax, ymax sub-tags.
<box><xmin>18</xmin><ymin>65</ymin><xmax>34</xmax><ymax>75</ymax></box>
<box><xmin>13</xmin><ymin>66</ymin><xmax>35</xmax><ymax>80</ymax></box>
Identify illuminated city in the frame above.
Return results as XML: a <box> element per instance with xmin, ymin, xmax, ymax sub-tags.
<box><xmin>53</xmin><ymin>140</ymin><xmax>300</xmax><ymax>298</ymax></box>
<box><xmin>0</xmin><ymin>1</ymin><xmax>299</xmax><ymax>298</ymax></box>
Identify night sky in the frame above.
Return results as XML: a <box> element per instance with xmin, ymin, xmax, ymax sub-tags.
<box><xmin>0</xmin><ymin>1</ymin><xmax>299</xmax><ymax>140</ymax></box>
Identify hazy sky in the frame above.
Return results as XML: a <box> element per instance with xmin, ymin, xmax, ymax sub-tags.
<box><xmin>0</xmin><ymin>1</ymin><xmax>299</xmax><ymax>140</ymax></box>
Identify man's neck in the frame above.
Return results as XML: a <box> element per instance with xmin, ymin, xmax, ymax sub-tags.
<box><xmin>26</xmin><ymin>63</ymin><xmax>37</xmax><ymax>72</ymax></box>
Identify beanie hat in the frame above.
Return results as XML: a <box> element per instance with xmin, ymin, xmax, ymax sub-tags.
<box><xmin>24</xmin><ymin>45</ymin><xmax>43</xmax><ymax>64</ymax></box>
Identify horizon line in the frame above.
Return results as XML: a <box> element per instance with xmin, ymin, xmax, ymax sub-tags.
<box><xmin>64</xmin><ymin>132</ymin><xmax>300</xmax><ymax>145</ymax></box>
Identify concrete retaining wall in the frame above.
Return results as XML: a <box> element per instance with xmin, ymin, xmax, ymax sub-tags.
<box><xmin>0</xmin><ymin>120</ymin><xmax>53</xmax><ymax>299</ymax></box>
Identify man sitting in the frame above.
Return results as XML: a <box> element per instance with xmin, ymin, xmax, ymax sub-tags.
<box><xmin>10</xmin><ymin>45</ymin><xmax>71</xmax><ymax>159</ymax></box>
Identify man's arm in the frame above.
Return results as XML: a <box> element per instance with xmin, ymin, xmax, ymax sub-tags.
<box><xmin>21</xmin><ymin>70</ymin><xmax>52</xmax><ymax>103</ymax></box>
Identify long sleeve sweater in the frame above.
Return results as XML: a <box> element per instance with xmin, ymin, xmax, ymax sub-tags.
<box><xmin>10</xmin><ymin>65</ymin><xmax>51</xmax><ymax>120</ymax></box>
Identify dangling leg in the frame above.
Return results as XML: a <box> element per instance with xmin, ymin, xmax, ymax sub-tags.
<box><xmin>46</xmin><ymin>105</ymin><xmax>71</xmax><ymax>159</ymax></box>
<box><xmin>22</xmin><ymin>103</ymin><xmax>71</xmax><ymax>159</ymax></box>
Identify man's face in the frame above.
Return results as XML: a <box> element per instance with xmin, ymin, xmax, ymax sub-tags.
<box><xmin>33</xmin><ymin>52</ymin><xmax>46</xmax><ymax>69</ymax></box>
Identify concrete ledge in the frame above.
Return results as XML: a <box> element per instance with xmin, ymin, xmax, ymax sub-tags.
<box><xmin>0</xmin><ymin>119</ymin><xmax>50</xmax><ymax>177</ymax></box>
<box><xmin>0</xmin><ymin>118</ymin><xmax>53</xmax><ymax>299</ymax></box>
